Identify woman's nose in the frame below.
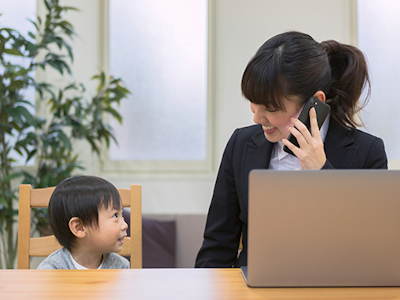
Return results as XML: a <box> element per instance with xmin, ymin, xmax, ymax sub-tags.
<box><xmin>252</xmin><ymin>105</ymin><xmax>266</xmax><ymax>124</ymax></box>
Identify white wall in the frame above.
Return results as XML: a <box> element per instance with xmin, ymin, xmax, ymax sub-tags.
<box><xmin>212</xmin><ymin>0</ymin><xmax>356</xmax><ymax>163</ymax></box>
<box><xmin>43</xmin><ymin>0</ymin><xmax>357</xmax><ymax>214</ymax></box>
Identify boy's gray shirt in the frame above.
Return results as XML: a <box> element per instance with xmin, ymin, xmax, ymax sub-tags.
<box><xmin>37</xmin><ymin>247</ymin><xmax>129</xmax><ymax>269</ymax></box>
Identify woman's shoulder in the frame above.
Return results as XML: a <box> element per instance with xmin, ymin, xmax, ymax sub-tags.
<box><xmin>234</xmin><ymin>124</ymin><xmax>262</xmax><ymax>135</ymax></box>
<box><xmin>351</xmin><ymin>127</ymin><xmax>386</xmax><ymax>153</ymax></box>
<box><xmin>223</xmin><ymin>124</ymin><xmax>265</xmax><ymax>152</ymax></box>
<box><xmin>329</xmin><ymin>120</ymin><xmax>384</xmax><ymax>145</ymax></box>
<box><xmin>349</xmin><ymin>127</ymin><xmax>384</xmax><ymax>145</ymax></box>
<box><xmin>229</xmin><ymin>124</ymin><xmax>264</xmax><ymax>144</ymax></box>
<box><xmin>221</xmin><ymin>124</ymin><xmax>269</xmax><ymax>163</ymax></box>
<box><xmin>353</xmin><ymin>128</ymin><xmax>381</xmax><ymax>138</ymax></box>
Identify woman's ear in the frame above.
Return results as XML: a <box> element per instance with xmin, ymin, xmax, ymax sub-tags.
<box><xmin>313</xmin><ymin>91</ymin><xmax>326</xmax><ymax>103</ymax></box>
<box><xmin>69</xmin><ymin>217</ymin><xmax>86</xmax><ymax>238</ymax></box>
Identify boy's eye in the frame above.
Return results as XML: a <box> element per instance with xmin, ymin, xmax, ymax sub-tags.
<box><xmin>113</xmin><ymin>212</ymin><xmax>119</xmax><ymax>218</ymax></box>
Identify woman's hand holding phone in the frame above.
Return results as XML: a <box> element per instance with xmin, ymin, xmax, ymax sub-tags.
<box><xmin>282</xmin><ymin>107</ymin><xmax>327</xmax><ymax>170</ymax></box>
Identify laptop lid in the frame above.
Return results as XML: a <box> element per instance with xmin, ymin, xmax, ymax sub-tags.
<box><xmin>244</xmin><ymin>170</ymin><xmax>400</xmax><ymax>287</ymax></box>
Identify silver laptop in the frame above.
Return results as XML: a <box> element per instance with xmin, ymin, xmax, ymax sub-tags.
<box><xmin>242</xmin><ymin>170</ymin><xmax>400</xmax><ymax>287</ymax></box>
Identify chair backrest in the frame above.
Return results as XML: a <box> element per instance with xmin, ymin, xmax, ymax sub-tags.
<box><xmin>17</xmin><ymin>184</ymin><xmax>142</xmax><ymax>269</ymax></box>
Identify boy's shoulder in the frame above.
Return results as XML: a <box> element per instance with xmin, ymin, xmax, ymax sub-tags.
<box><xmin>37</xmin><ymin>248</ymin><xmax>130</xmax><ymax>269</ymax></box>
<box><xmin>37</xmin><ymin>247</ymin><xmax>75</xmax><ymax>269</ymax></box>
<box><xmin>101</xmin><ymin>253</ymin><xmax>130</xmax><ymax>269</ymax></box>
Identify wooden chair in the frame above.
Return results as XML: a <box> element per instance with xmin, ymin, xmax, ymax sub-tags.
<box><xmin>17</xmin><ymin>184</ymin><xmax>142</xmax><ymax>269</ymax></box>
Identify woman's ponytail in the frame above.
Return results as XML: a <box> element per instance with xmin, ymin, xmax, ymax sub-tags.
<box><xmin>241</xmin><ymin>32</ymin><xmax>371</xmax><ymax>129</ymax></box>
<box><xmin>320</xmin><ymin>40</ymin><xmax>370</xmax><ymax>128</ymax></box>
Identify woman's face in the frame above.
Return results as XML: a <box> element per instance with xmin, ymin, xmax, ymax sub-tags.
<box><xmin>250</xmin><ymin>98</ymin><xmax>302</xmax><ymax>143</ymax></box>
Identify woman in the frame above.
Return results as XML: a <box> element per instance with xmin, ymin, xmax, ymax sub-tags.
<box><xmin>195</xmin><ymin>31</ymin><xmax>387</xmax><ymax>268</ymax></box>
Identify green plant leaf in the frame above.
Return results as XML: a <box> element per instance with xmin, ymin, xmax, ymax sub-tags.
<box><xmin>8</xmin><ymin>107</ymin><xmax>23</xmax><ymax>125</ymax></box>
<box><xmin>0</xmin><ymin>0</ymin><xmax>130</xmax><ymax>268</ymax></box>
<box><xmin>26</xmin><ymin>149</ymin><xmax>37</xmax><ymax>162</ymax></box>
<box><xmin>62</xmin><ymin>6</ymin><xmax>80</xmax><ymax>12</ymax></box>
<box><xmin>28</xmin><ymin>19</ymin><xmax>39</xmax><ymax>31</ymax></box>
<box><xmin>16</xmin><ymin>105</ymin><xmax>36</xmax><ymax>125</ymax></box>
<box><xmin>57</xmin><ymin>129</ymin><xmax>72</xmax><ymax>150</ymax></box>
<box><xmin>104</xmin><ymin>107</ymin><xmax>123</xmax><ymax>124</ymax></box>
<box><xmin>4</xmin><ymin>173</ymin><xmax>22</xmax><ymax>182</ymax></box>
<box><xmin>47</xmin><ymin>61</ymin><xmax>64</xmax><ymax>74</ymax></box>
<box><xmin>0</xmin><ymin>196</ymin><xmax>9</xmax><ymax>208</ymax></box>
<box><xmin>44</xmin><ymin>0</ymin><xmax>51</xmax><ymax>11</ymax></box>
<box><xmin>3</xmin><ymin>48</ymin><xmax>23</xmax><ymax>56</ymax></box>
<box><xmin>28</xmin><ymin>31</ymin><xmax>36</xmax><ymax>40</ymax></box>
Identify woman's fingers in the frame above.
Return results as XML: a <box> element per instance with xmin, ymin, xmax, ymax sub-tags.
<box><xmin>309</xmin><ymin>108</ymin><xmax>322</xmax><ymax>142</ymax></box>
<box><xmin>283</xmin><ymin>107</ymin><xmax>326</xmax><ymax>170</ymax></box>
<box><xmin>282</xmin><ymin>137</ymin><xmax>300</xmax><ymax>156</ymax></box>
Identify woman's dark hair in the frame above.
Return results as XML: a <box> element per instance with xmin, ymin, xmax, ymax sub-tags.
<box><xmin>48</xmin><ymin>176</ymin><xmax>122</xmax><ymax>250</ymax></box>
<box><xmin>241</xmin><ymin>31</ymin><xmax>370</xmax><ymax>128</ymax></box>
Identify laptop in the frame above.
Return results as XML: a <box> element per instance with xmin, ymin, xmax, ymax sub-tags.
<box><xmin>242</xmin><ymin>170</ymin><xmax>400</xmax><ymax>287</ymax></box>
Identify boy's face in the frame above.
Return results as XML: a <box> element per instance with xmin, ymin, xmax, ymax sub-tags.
<box><xmin>85</xmin><ymin>205</ymin><xmax>128</xmax><ymax>255</ymax></box>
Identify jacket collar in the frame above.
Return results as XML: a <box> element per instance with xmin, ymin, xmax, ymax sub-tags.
<box><xmin>241</xmin><ymin>127</ymin><xmax>274</xmax><ymax>213</ymax></box>
<box><xmin>324</xmin><ymin>121</ymin><xmax>358</xmax><ymax>168</ymax></box>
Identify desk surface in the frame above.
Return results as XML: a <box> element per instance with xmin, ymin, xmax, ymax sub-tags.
<box><xmin>1</xmin><ymin>268</ymin><xmax>400</xmax><ymax>300</ymax></box>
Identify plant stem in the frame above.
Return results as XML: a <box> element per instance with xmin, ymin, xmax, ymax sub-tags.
<box><xmin>0</xmin><ymin>104</ymin><xmax>11</xmax><ymax>267</ymax></box>
<box><xmin>6</xmin><ymin>215</ymin><xmax>14</xmax><ymax>269</ymax></box>
<box><xmin>0</xmin><ymin>232</ymin><xmax>7</xmax><ymax>269</ymax></box>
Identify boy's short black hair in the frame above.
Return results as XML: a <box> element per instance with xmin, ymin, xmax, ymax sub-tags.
<box><xmin>48</xmin><ymin>176</ymin><xmax>122</xmax><ymax>250</ymax></box>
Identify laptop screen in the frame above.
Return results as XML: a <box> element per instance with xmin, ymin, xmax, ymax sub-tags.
<box><xmin>245</xmin><ymin>170</ymin><xmax>400</xmax><ymax>287</ymax></box>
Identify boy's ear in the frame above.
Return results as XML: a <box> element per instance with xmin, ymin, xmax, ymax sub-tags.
<box><xmin>69</xmin><ymin>217</ymin><xmax>86</xmax><ymax>238</ymax></box>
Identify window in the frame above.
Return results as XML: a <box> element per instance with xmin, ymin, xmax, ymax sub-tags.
<box><xmin>358</xmin><ymin>0</ymin><xmax>400</xmax><ymax>161</ymax></box>
<box><xmin>104</xmin><ymin>0</ymin><xmax>209</xmax><ymax>172</ymax></box>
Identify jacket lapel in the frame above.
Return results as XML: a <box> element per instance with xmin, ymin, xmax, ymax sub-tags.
<box><xmin>241</xmin><ymin>129</ymin><xmax>274</xmax><ymax>214</ymax></box>
<box><xmin>324</xmin><ymin>121</ymin><xmax>358</xmax><ymax>168</ymax></box>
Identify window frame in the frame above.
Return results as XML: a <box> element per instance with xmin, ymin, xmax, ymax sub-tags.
<box><xmin>99</xmin><ymin>0</ymin><xmax>214</xmax><ymax>173</ymax></box>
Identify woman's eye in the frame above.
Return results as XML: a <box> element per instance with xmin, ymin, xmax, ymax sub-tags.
<box><xmin>265</xmin><ymin>108</ymin><xmax>278</xmax><ymax>113</ymax></box>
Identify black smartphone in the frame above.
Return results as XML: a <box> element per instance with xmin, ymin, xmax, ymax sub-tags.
<box><xmin>283</xmin><ymin>97</ymin><xmax>330</xmax><ymax>156</ymax></box>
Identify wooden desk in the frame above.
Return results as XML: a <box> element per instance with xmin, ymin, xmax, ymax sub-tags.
<box><xmin>1</xmin><ymin>268</ymin><xmax>400</xmax><ymax>300</ymax></box>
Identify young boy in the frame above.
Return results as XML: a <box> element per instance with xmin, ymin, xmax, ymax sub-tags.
<box><xmin>37</xmin><ymin>176</ymin><xmax>130</xmax><ymax>269</ymax></box>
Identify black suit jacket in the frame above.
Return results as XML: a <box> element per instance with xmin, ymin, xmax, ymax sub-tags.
<box><xmin>195</xmin><ymin>121</ymin><xmax>387</xmax><ymax>268</ymax></box>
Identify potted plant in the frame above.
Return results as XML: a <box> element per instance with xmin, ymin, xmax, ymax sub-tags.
<box><xmin>0</xmin><ymin>0</ymin><xmax>130</xmax><ymax>268</ymax></box>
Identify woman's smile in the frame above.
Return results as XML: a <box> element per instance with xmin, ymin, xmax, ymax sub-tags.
<box><xmin>251</xmin><ymin>100</ymin><xmax>301</xmax><ymax>143</ymax></box>
<box><xmin>262</xmin><ymin>125</ymin><xmax>278</xmax><ymax>134</ymax></box>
